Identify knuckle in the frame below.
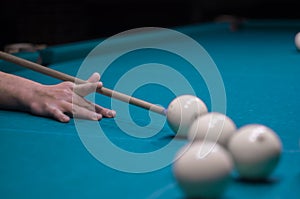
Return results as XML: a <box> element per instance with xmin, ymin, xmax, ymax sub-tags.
<box><xmin>29</xmin><ymin>101</ymin><xmax>42</xmax><ymax>114</ymax></box>
<box><xmin>63</xmin><ymin>81</ymin><xmax>75</xmax><ymax>88</ymax></box>
<box><xmin>45</xmin><ymin>104</ymin><xmax>58</xmax><ymax>114</ymax></box>
<box><xmin>62</xmin><ymin>88</ymin><xmax>72</xmax><ymax>96</ymax></box>
<box><xmin>60</xmin><ymin>88</ymin><xmax>74</xmax><ymax>100</ymax></box>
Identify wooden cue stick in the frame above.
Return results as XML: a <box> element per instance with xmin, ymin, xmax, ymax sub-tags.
<box><xmin>0</xmin><ymin>51</ymin><xmax>166</xmax><ymax>115</ymax></box>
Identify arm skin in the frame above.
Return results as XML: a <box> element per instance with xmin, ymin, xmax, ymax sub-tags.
<box><xmin>0</xmin><ymin>71</ymin><xmax>116</xmax><ymax>122</ymax></box>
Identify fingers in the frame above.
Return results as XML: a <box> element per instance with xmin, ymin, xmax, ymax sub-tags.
<box><xmin>73</xmin><ymin>94</ymin><xmax>116</xmax><ymax>118</ymax></box>
<box><xmin>87</xmin><ymin>72</ymin><xmax>101</xmax><ymax>83</ymax></box>
<box><xmin>50</xmin><ymin>102</ymin><xmax>102</xmax><ymax>121</ymax></box>
<box><xmin>72</xmin><ymin>93</ymin><xmax>96</xmax><ymax>112</ymax></box>
<box><xmin>45</xmin><ymin>105</ymin><xmax>71</xmax><ymax>123</ymax></box>
<box><xmin>95</xmin><ymin>104</ymin><xmax>116</xmax><ymax>118</ymax></box>
<box><xmin>53</xmin><ymin>110</ymin><xmax>71</xmax><ymax>123</ymax></box>
<box><xmin>51</xmin><ymin>101</ymin><xmax>115</xmax><ymax>122</ymax></box>
<box><xmin>49</xmin><ymin>104</ymin><xmax>103</xmax><ymax>122</ymax></box>
<box><xmin>74</xmin><ymin>82</ymin><xmax>102</xmax><ymax>97</ymax></box>
<box><xmin>72</xmin><ymin>73</ymin><xmax>116</xmax><ymax>119</ymax></box>
<box><xmin>71</xmin><ymin>103</ymin><xmax>103</xmax><ymax>121</ymax></box>
<box><xmin>74</xmin><ymin>73</ymin><xmax>103</xmax><ymax>97</ymax></box>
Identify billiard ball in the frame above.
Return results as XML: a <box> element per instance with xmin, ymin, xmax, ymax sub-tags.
<box><xmin>173</xmin><ymin>141</ymin><xmax>233</xmax><ymax>199</ymax></box>
<box><xmin>228</xmin><ymin>124</ymin><xmax>282</xmax><ymax>180</ymax></box>
<box><xmin>187</xmin><ymin>112</ymin><xmax>237</xmax><ymax>148</ymax></box>
<box><xmin>295</xmin><ymin>32</ymin><xmax>300</xmax><ymax>50</ymax></box>
<box><xmin>166</xmin><ymin>95</ymin><xmax>208</xmax><ymax>137</ymax></box>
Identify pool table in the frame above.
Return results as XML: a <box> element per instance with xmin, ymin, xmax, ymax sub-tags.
<box><xmin>0</xmin><ymin>20</ymin><xmax>300</xmax><ymax>199</ymax></box>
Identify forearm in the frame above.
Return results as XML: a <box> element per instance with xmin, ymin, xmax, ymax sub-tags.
<box><xmin>0</xmin><ymin>71</ymin><xmax>40</xmax><ymax>111</ymax></box>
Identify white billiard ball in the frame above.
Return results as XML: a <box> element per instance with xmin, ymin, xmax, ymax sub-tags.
<box><xmin>295</xmin><ymin>32</ymin><xmax>300</xmax><ymax>51</ymax></box>
<box><xmin>167</xmin><ymin>95</ymin><xmax>208</xmax><ymax>137</ymax></box>
<box><xmin>188</xmin><ymin>112</ymin><xmax>237</xmax><ymax>148</ymax></box>
<box><xmin>228</xmin><ymin>124</ymin><xmax>282</xmax><ymax>180</ymax></box>
<box><xmin>173</xmin><ymin>141</ymin><xmax>233</xmax><ymax>199</ymax></box>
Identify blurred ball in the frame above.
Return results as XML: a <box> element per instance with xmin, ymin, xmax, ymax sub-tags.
<box><xmin>173</xmin><ymin>141</ymin><xmax>233</xmax><ymax>199</ymax></box>
<box><xmin>295</xmin><ymin>32</ymin><xmax>300</xmax><ymax>50</ymax></box>
<box><xmin>188</xmin><ymin>112</ymin><xmax>237</xmax><ymax>148</ymax></box>
<box><xmin>228</xmin><ymin>124</ymin><xmax>282</xmax><ymax>180</ymax></box>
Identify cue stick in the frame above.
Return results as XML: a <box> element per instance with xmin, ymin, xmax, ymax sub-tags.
<box><xmin>0</xmin><ymin>51</ymin><xmax>166</xmax><ymax>115</ymax></box>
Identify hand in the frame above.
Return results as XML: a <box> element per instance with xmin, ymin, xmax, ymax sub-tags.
<box><xmin>29</xmin><ymin>72</ymin><xmax>116</xmax><ymax>122</ymax></box>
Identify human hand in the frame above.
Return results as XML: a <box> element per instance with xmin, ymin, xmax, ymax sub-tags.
<box><xmin>29</xmin><ymin>72</ymin><xmax>116</xmax><ymax>122</ymax></box>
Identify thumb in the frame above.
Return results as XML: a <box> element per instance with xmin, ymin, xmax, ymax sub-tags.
<box><xmin>74</xmin><ymin>82</ymin><xmax>102</xmax><ymax>97</ymax></box>
<box><xmin>87</xmin><ymin>72</ymin><xmax>101</xmax><ymax>83</ymax></box>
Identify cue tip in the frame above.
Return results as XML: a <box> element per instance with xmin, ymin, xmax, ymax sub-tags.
<box><xmin>163</xmin><ymin>109</ymin><xmax>167</xmax><ymax>115</ymax></box>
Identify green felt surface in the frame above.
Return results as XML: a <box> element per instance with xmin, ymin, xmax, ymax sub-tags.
<box><xmin>0</xmin><ymin>20</ymin><xmax>300</xmax><ymax>199</ymax></box>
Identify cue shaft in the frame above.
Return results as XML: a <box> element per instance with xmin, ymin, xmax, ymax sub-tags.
<box><xmin>0</xmin><ymin>51</ymin><xmax>166</xmax><ymax>115</ymax></box>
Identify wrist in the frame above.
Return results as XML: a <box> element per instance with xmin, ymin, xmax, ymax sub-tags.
<box><xmin>17</xmin><ymin>81</ymin><xmax>43</xmax><ymax>112</ymax></box>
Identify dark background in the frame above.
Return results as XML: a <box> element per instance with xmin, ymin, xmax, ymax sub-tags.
<box><xmin>1</xmin><ymin>0</ymin><xmax>300</xmax><ymax>50</ymax></box>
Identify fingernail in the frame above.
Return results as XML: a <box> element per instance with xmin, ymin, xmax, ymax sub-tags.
<box><xmin>93</xmin><ymin>113</ymin><xmax>102</xmax><ymax>120</ymax></box>
<box><xmin>107</xmin><ymin>110</ymin><xmax>116</xmax><ymax>117</ymax></box>
<box><xmin>61</xmin><ymin>115</ymin><xmax>70</xmax><ymax>123</ymax></box>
